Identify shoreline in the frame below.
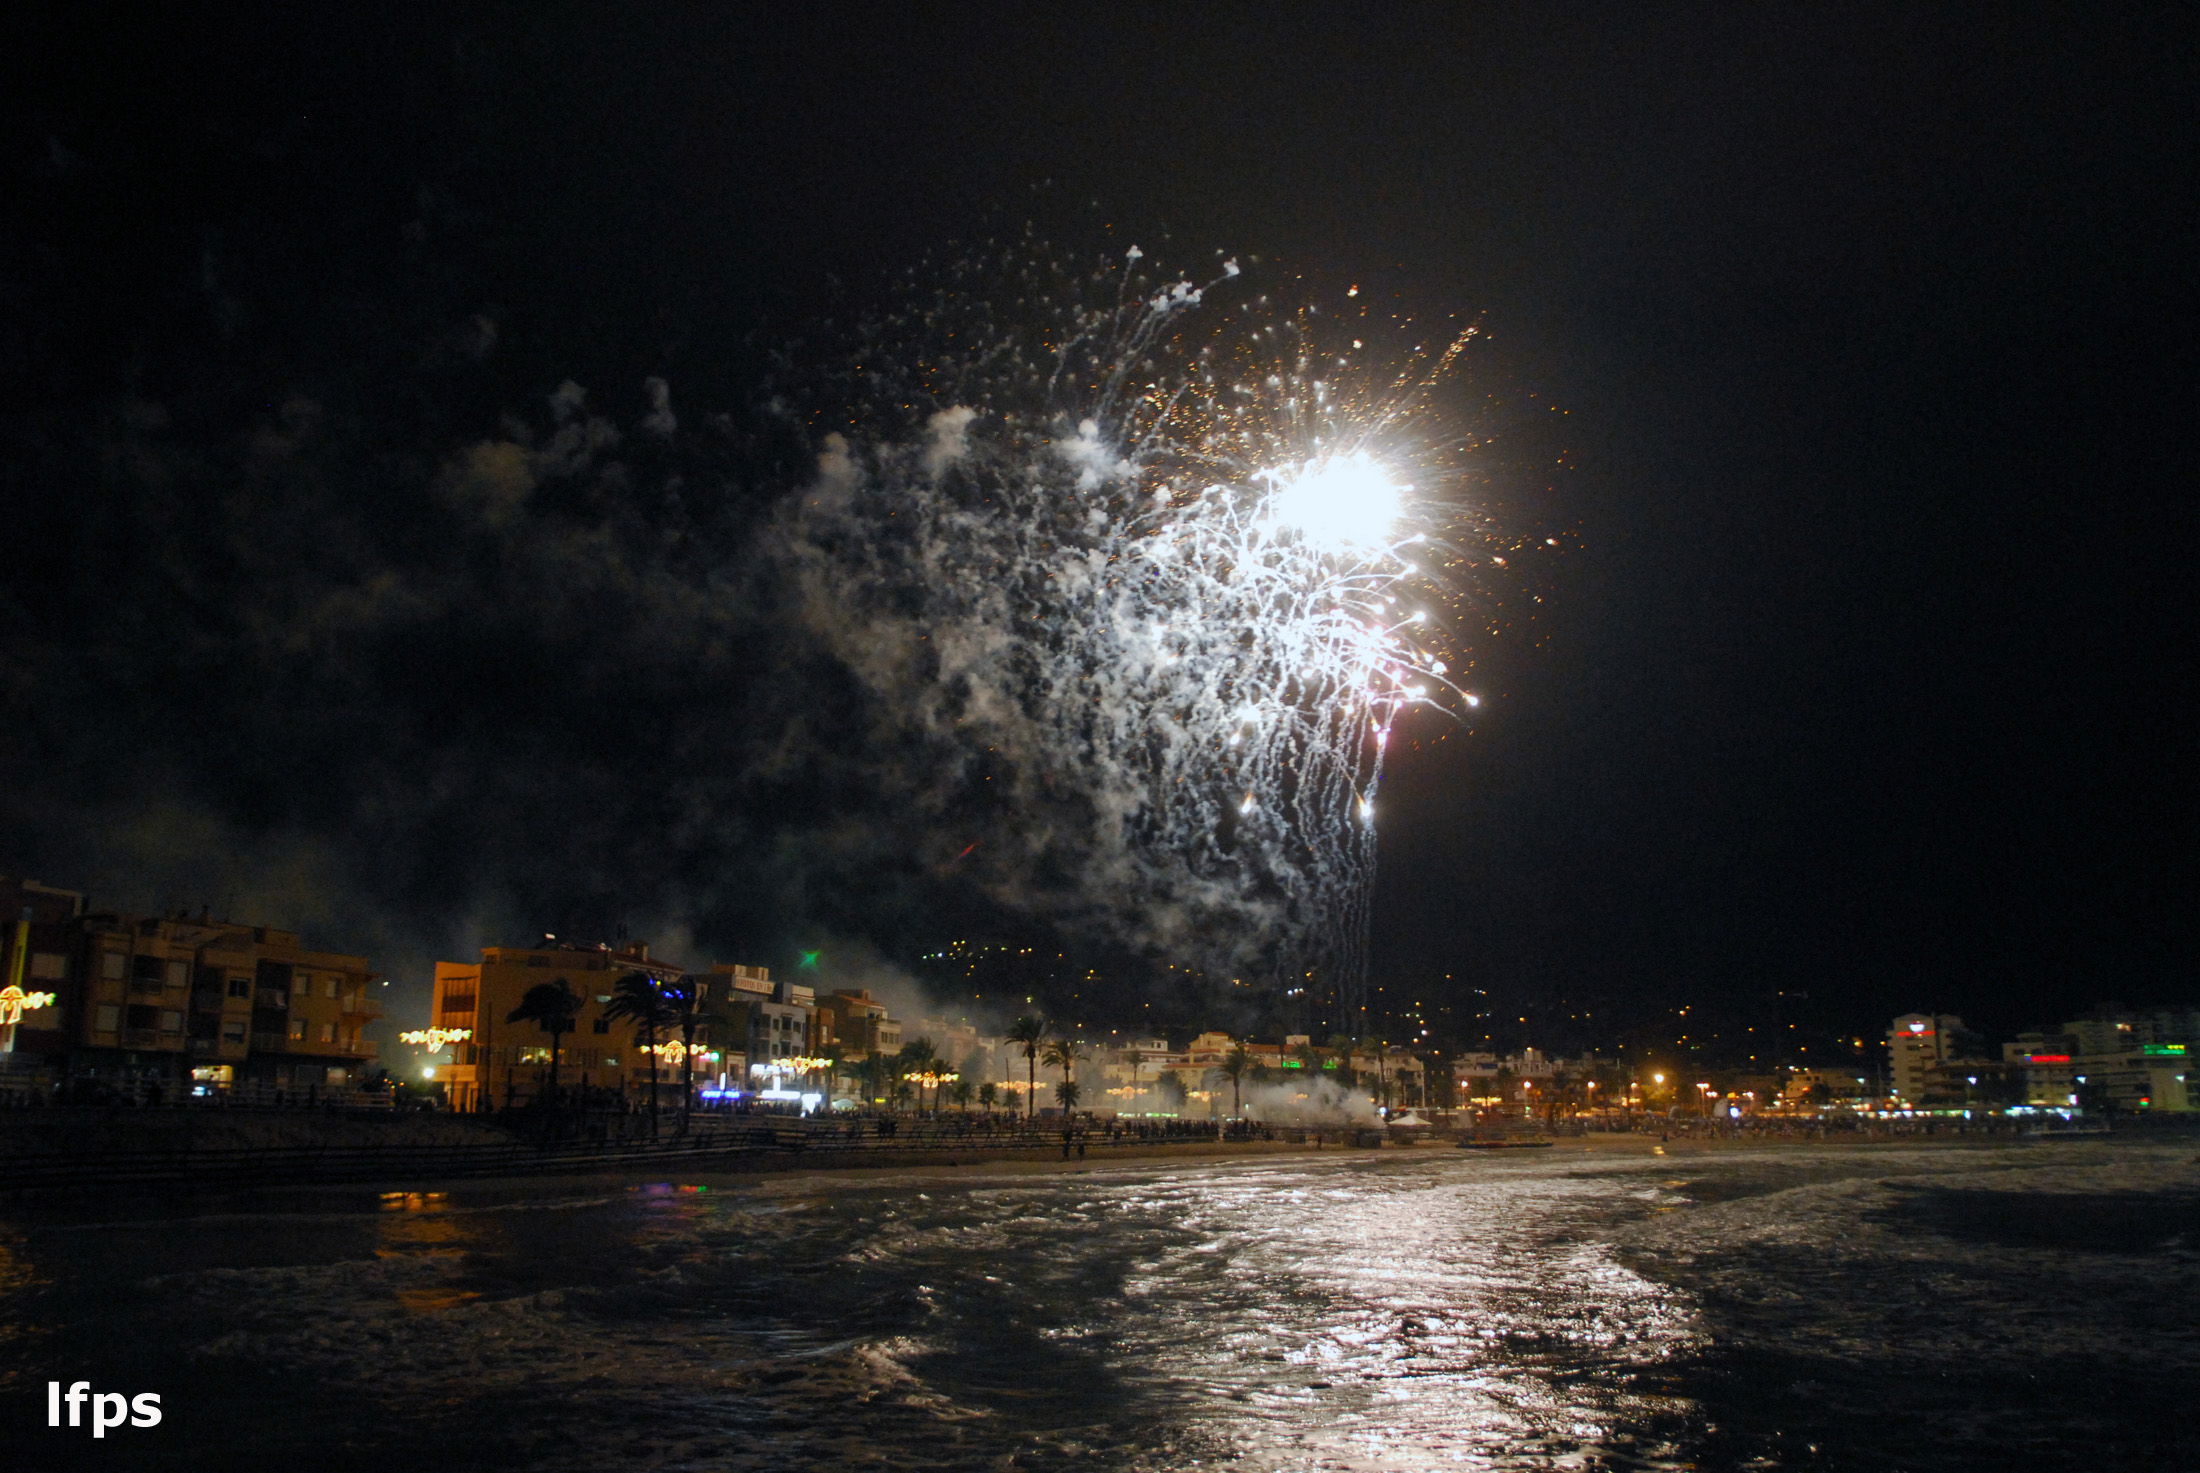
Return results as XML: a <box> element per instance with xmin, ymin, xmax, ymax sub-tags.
<box><xmin>1</xmin><ymin>1119</ymin><xmax>2160</xmax><ymax>1204</ymax></box>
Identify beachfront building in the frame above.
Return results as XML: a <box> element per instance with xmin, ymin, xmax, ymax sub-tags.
<box><xmin>429</xmin><ymin>940</ymin><xmax>687</xmax><ymax>1111</ymax></box>
<box><xmin>0</xmin><ymin>874</ymin><xmax>381</xmax><ymax>1096</ymax></box>
<box><xmin>813</xmin><ymin>988</ymin><xmax>902</xmax><ymax>1060</ymax></box>
<box><xmin>2003</xmin><ymin>1006</ymin><xmax>2197</xmax><ymax>1113</ymax></box>
<box><xmin>713</xmin><ymin>964</ymin><xmax>817</xmax><ymax>1093</ymax></box>
<box><xmin>1887</xmin><ymin>1014</ymin><xmax>1980</xmax><ymax>1102</ymax></box>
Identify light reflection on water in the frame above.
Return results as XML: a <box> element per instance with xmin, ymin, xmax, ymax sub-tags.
<box><xmin>0</xmin><ymin>1141</ymin><xmax>2194</xmax><ymax>1470</ymax></box>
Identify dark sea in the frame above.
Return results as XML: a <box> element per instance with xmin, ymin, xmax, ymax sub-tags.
<box><xmin>2</xmin><ymin>1139</ymin><xmax>2194</xmax><ymax>1471</ymax></box>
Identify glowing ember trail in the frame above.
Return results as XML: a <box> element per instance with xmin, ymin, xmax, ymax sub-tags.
<box><xmin>769</xmin><ymin>244</ymin><xmax>1510</xmax><ymax>1026</ymax></box>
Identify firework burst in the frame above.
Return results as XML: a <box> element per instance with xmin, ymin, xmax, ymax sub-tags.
<box><xmin>771</xmin><ymin>243</ymin><xmax>1502</xmax><ymax>1025</ymax></box>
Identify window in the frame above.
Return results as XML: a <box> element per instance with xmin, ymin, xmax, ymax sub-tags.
<box><xmin>604</xmin><ymin>1056</ymin><xmax>621</xmax><ymax>1069</ymax></box>
<box><xmin>228</xmin><ymin>977</ymin><xmax>251</xmax><ymax>999</ymax></box>
<box><xmin>95</xmin><ymin>1003</ymin><xmax>120</xmax><ymax>1032</ymax></box>
<box><xmin>593</xmin><ymin>1019</ymin><xmax>610</xmax><ymax>1034</ymax></box>
<box><xmin>221</xmin><ymin>1020</ymin><xmax>246</xmax><ymax>1045</ymax></box>
<box><xmin>165</xmin><ymin>960</ymin><xmax>189</xmax><ymax>989</ymax></box>
<box><xmin>517</xmin><ymin>1046</ymin><xmax>551</xmax><ymax>1064</ymax></box>
<box><xmin>101</xmin><ymin>951</ymin><xmax>126</xmax><ymax>980</ymax></box>
<box><xmin>324</xmin><ymin>977</ymin><xmax>339</xmax><ymax>1000</ymax></box>
<box><xmin>126</xmin><ymin>1005</ymin><xmax>158</xmax><ymax>1030</ymax></box>
<box><xmin>159</xmin><ymin>1010</ymin><xmax>184</xmax><ymax>1033</ymax></box>
<box><xmin>289</xmin><ymin>1020</ymin><xmax>306</xmax><ymax>1041</ymax></box>
<box><xmin>318</xmin><ymin>1022</ymin><xmax>336</xmax><ymax>1044</ymax></box>
<box><xmin>29</xmin><ymin>952</ymin><xmax>65</xmax><ymax>980</ymax></box>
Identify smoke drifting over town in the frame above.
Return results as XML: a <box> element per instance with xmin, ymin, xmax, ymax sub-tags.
<box><xmin>3</xmin><ymin>240</ymin><xmax>1458</xmax><ymax>1029</ymax></box>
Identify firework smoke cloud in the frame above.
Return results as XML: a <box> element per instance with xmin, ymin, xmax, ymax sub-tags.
<box><xmin>757</xmin><ymin>243</ymin><xmax>1493</xmax><ymax>1017</ymax></box>
<box><xmin>1</xmin><ymin>237</ymin><xmax>1504</xmax><ymax>1022</ymax></box>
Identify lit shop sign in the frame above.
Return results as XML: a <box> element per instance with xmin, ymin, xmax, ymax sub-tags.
<box><xmin>2142</xmin><ymin>1044</ymin><xmax>2188</xmax><ymax>1056</ymax></box>
<box><xmin>0</xmin><ymin>986</ymin><xmax>57</xmax><ymax>1025</ymax></box>
<box><xmin>398</xmin><ymin>1028</ymin><xmax>473</xmax><ymax>1051</ymax></box>
<box><xmin>748</xmin><ymin>1056</ymin><xmax>832</xmax><ymax>1074</ymax></box>
<box><xmin>2024</xmin><ymin>1054</ymin><xmax>2072</xmax><ymax>1064</ymax></box>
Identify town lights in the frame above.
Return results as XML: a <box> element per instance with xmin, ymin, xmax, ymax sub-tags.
<box><xmin>642</xmin><ymin>1041</ymin><xmax>721</xmax><ymax>1066</ymax></box>
<box><xmin>0</xmin><ymin>984</ymin><xmax>59</xmax><ymax>1055</ymax></box>
<box><xmin>748</xmin><ymin>1056</ymin><xmax>832</xmax><ymax>1075</ymax></box>
<box><xmin>397</xmin><ymin>1027</ymin><xmax>472</xmax><ymax>1051</ymax></box>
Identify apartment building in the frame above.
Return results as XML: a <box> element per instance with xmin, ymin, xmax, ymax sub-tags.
<box><xmin>0</xmin><ymin>876</ymin><xmax>382</xmax><ymax>1091</ymax></box>
<box><xmin>429</xmin><ymin>941</ymin><xmax>690</xmax><ymax>1111</ymax></box>
<box><xmin>813</xmin><ymin>988</ymin><xmax>902</xmax><ymax>1059</ymax></box>
<box><xmin>711</xmin><ymin>964</ymin><xmax>816</xmax><ymax>1086</ymax></box>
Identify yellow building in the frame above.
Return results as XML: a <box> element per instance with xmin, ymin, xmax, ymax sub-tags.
<box><xmin>430</xmin><ymin>941</ymin><xmax>717</xmax><ymax>1111</ymax></box>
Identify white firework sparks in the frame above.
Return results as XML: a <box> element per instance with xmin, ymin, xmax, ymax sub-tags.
<box><xmin>771</xmin><ymin>244</ymin><xmax>1495</xmax><ymax>1024</ymax></box>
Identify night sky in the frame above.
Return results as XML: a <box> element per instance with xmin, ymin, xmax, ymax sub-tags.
<box><xmin>2</xmin><ymin>5</ymin><xmax>2191</xmax><ymax>1049</ymax></box>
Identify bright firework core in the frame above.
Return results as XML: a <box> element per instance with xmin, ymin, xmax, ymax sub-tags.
<box><xmin>1266</xmin><ymin>452</ymin><xmax>1408</xmax><ymax>555</ymax></box>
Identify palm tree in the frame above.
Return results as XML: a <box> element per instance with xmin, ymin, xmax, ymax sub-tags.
<box><xmin>855</xmin><ymin>1052</ymin><xmax>892</xmax><ymax>1104</ymax></box>
<box><xmin>1055</xmin><ymin>1079</ymin><xmax>1082</xmax><ymax>1112</ymax></box>
<box><xmin>1041</xmin><ymin>1037</ymin><xmax>1083</xmax><ymax>1114</ymax></box>
<box><xmin>602</xmin><ymin>971</ymin><xmax>676</xmax><ymax>1134</ymax></box>
<box><xmin>1218</xmin><ymin>1044</ymin><xmax>1251</xmax><ymax>1117</ymax></box>
<box><xmin>978</xmin><ymin>1080</ymin><xmax>999</xmax><ymax>1110</ymax></box>
<box><xmin>506</xmin><ymin>980</ymin><xmax>581</xmax><ymax>1108</ymax></box>
<box><xmin>663</xmin><ymin>976</ymin><xmax>732</xmax><ymax>1135</ymax></box>
<box><xmin>1006</xmin><ymin>1015</ymin><xmax>1048</xmax><ymax>1121</ymax></box>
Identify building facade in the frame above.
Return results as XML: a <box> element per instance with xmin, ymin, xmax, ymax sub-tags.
<box><xmin>1887</xmin><ymin>1014</ymin><xmax>1978</xmax><ymax>1101</ymax></box>
<box><xmin>430</xmin><ymin>941</ymin><xmax>690</xmax><ymax>1111</ymax></box>
<box><xmin>0</xmin><ymin>876</ymin><xmax>381</xmax><ymax>1093</ymax></box>
<box><xmin>711</xmin><ymin>964</ymin><xmax>817</xmax><ymax>1090</ymax></box>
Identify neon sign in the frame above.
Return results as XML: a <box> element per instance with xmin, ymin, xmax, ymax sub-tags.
<box><xmin>0</xmin><ymin>985</ymin><xmax>57</xmax><ymax>1026</ymax></box>
<box><xmin>748</xmin><ymin>1055</ymin><xmax>832</xmax><ymax>1075</ymax></box>
<box><xmin>398</xmin><ymin>1027</ymin><xmax>473</xmax><ymax>1051</ymax></box>
<box><xmin>642</xmin><ymin>1041</ymin><xmax>721</xmax><ymax>1065</ymax></box>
